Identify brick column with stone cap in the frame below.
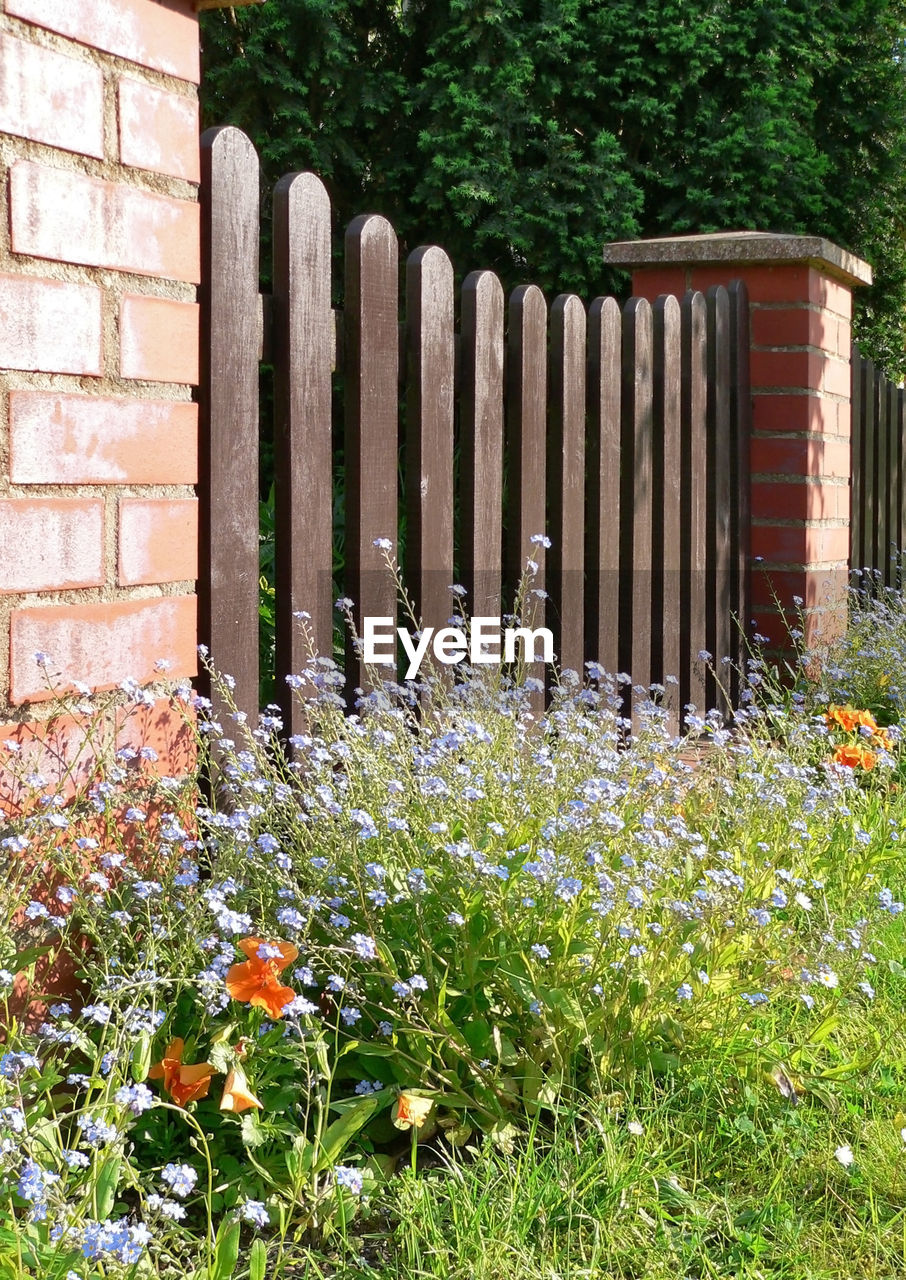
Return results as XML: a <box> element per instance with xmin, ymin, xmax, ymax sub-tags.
<box><xmin>602</xmin><ymin>231</ymin><xmax>872</xmax><ymax>651</ymax></box>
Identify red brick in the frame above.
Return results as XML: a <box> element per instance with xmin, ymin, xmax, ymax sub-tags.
<box><xmin>819</xmin><ymin>355</ymin><xmax>851</xmax><ymax>398</ymax></box>
<box><xmin>836</xmin><ymin>318</ymin><xmax>853</xmax><ymax>359</ymax></box>
<box><xmin>750</xmin><ymin>523</ymin><xmax>850</xmax><ymax>564</ymax></box>
<box><xmin>10</xmin><ymin>162</ymin><xmax>200</xmax><ymax>283</ymax></box>
<box><xmin>119</xmin><ymin>295</ymin><xmax>199</xmax><ymax>383</ymax></box>
<box><xmin>750</xmin><ymin>434</ymin><xmax>850</xmax><ymax>479</ymax></box>
<box><xmin>0</xmin><ymin>273</ymin><xmax>102</xmax><ymax>375</ymax></box>
<box><xmin>118</xmin><ymin>77</ymin><xmax>200</xmax><ymax>183</ymax></box>
<box><xmin>118</xmin><ymin>498</ymin><xmax>198</xmax><ymax>585</ymax></box>
<box><xmin>0</xmin><ymin>35</ymin><xmax>104</xmax><ymax>157</ymax></box>
<box><xmin>9</xmin><ymin>391</ymin><xmax>198</xmax><ymax>485</ymax></box>
<box><xmin>749</xmin><ymin>566</ymin><xmax>842</xmax><ymax>613</ymax></box>
<box><xmin>750</xmin><ymin>481</ymin><xmax>848</xmax><ymax>522</ymax></box>
<box><xmin>0</xmin><ymin>499</ymin><xmax>104</xmax><ymax>593</ymax></box>
<box><xmin>690</xmin><ymin>264</ymin><xmax>812</xmax><ymax>304</ymax></box>
<box><xmin>752</xmin><ymin>392</ymin><xmax>839</xmax><ymax>436</ymax></box>
<box><xmin>10</xmin><ymin>596</ymin><xmax>197</xmax><ymax>704</ymax></box>
<box><xmin>115</xmin><ymin>697</ymin><xmax>197</xmax><ymax>779</ymax></box>
<box><xmin>5</xmin><ymin>0</ymin><xmax>199</xmax><ymax>83</ymax></box>
<box><xmin>749</xmin><ymin>348</ymin><xmax>815</xmax><ymax>390</ymax></box>
<box><xmin>750</xmin><ymin>306</ymin><xmax>835</xmax><ymax>350</ymax></box>
<box><xmin>629</xmin><ymin>267</ymin><xmax>688</xmax><ymax>301</ymax></box>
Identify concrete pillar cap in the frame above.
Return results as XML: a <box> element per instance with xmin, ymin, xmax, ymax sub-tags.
<box><xmin>603</xmin><ymin>231</ymin><xmax>872</xmax><ymax>289</ymax></box>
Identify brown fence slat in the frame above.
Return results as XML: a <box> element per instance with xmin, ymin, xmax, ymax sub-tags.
<box><xmin>850</xmin><ymin>344</ymin><xmax>863</xmax><ymax>574</ymax></box>
<box><xmin>621</xmin><ymin>296</ymin><xmax>654</xmax><ymax>713</ymax></box>
<box><xmin>861</xmin><ymin>358</ymin><xmax>877</xmax><ymax>576</ymax></box>
<box><xmin>899</xmin><ymin>387</ymin><xmax>906</xmax><ymax>583</ymax></box>
<box><xmin>406</xmin><ymin>246</ymin><xmax>455</xmax><ymax>637</ymax></box>
<box><xmin>680</xmin><ymin>290</ymin><xmax>708</xmax><ymax>718</ymax></box>
<box><xmin>461</xmin><ymin>270</ymin><xmax>504</xmax><ymax>620</ymax></box>
<box><xmin>506</xmin><ymin>284</ymin><xmax>547</xmax><ymax>711</ymax></box>
<box><xmin>272</xmin><ymin>171</ymin><xmax>334</xmax><ymax>736</ymax></box>
<box><xmin>345</xmin><ymin>214</ymin><xmax>399</xmax><ymax>697</ymax></box>
<box><xmin>706</xmin><ymin>285</ymin><xmax>731</xmax><ymax>711</ymax></box>
<box><xmin>885</xmin><ymin>379</ymin><xmax>899</xmax><ymax>584</ymax></box>
<box><xmin>198</xmin><ymin>126</ymin><xmax>260</xmax><ymax>728</ymax></box>
<box><xmin>586</xmin><ymin>296</ymin><xmax>622</xmax><ymax>678</ymax></box>
<box><xmin>652</xmin><ymin>294</ymin><xmax>682</xmax><ymax>730</ymax></box>
<box><xmin>728</xmin><ymin>279</ymin><xmax>751</xmax><ymax>706</ymax></box>
<box><xmin>876</xmin><ymin>371</ymin><xmax>890</xmax><ymax>582</ymax></box>
<box><xmin>549</xmin><ymin>293</ymin><xmax>586</xmax><ymax>677</ymax></box>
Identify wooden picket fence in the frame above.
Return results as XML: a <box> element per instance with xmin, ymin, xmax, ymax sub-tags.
<box><xmin>198</xmin><ymin>126</ymin><xmax>752</xmax><ymax>736</ymax></box>
<box><xmin>851</xmin><ymin>346</ymin><xmax>905</xmax><ymax>585</ymax></box>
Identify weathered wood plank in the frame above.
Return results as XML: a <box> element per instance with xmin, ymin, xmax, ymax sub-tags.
<box><xmin>728</xmin><ymin>279</ymin><xmax>751</xmax><ymax>707</ymax></box>
<box><xmin>885</xmin><ymin>379</ymin><xmax>899</xmax><ymax>585</ymax></box>
<box><xmin>272</xmin><ymin>171</ymin><xmax>334</xmax><ymax>737</ymax></box>
<box><xmin>850</xmin><ymin>344</ymin><xmax>863</xmax><ymax>575</ymax></box>
<box><xmin>652</xmin><ymin>293</ymin><xmax>682</xmax><ymax>730</ymax></box>
<box><xmin>406</xmin><ymin>246</ymin><xmax>455</xmax><ymax>639</ymax></box>
<box><xmin>549</xmin><ymin>293</ymin><xmax>586</xmax><ymax>678</ymax></box>
<box><xmin>345</xmin><ymin>214</ymin><xmax>399</xmax><ymax>697</ymax></box>
<box><xmin>586</xmin><ymin>296</ymin><xmax>622</xmax><ymax>679</ymax></box>
<box><xmin>506</xmin><ymin>284</ymin><xmax>547</xmax><ymax>712</ymax></box>
<box><xmin>706</xmin><ymin>285</ymin><xmax>731</xmax><ymax>713</ymax></box>
<box><xmin>198</xmin><ymin>125</ymin><xmax>260</xmax><ymax>728</ymax></box>
<box><xmin>621</xmin><ymin>296</ymin><xmax>654</xmax><ymax>715</ymax></box>
<box><xmin>861</xmin><ymin>358</ymin><xmax>877</xmax><ymax>576</ymax></box>
<box><xmin>461</xmin><ymin>270</ymin><xmax>504</xmax><ymax>621</ymax></box>
<box><xmin>680</xmin><ymin>290</ymin><xmax>708</xmax><ymax>719</ymax></box>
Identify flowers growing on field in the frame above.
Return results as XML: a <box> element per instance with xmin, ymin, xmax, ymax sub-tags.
<box><xmin>1</xmin><ymin>577</ymin><xmax>906</xmax><ymax>1277</ymax></box>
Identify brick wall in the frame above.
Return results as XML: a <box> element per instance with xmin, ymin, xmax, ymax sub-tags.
<box><xmin>0</xmin><ymin>0</ymin><xmax>200</xmax><ymax>775</ymax></box>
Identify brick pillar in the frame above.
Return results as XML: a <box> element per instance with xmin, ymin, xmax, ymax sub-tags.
<box><xmin>0</xmin><ymin>0</ymin><xmax>203</xmax><ymax>787</ymax></box>
<box><xmin>602</xmin><ymin>232</ymin><xmax>872</xmax><ymax>651</ymax></box>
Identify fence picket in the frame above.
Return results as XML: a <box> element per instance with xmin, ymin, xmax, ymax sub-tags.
<box><xmin>728</xmin><ymin>279</ymin><xmax>751</xmax><ymax>705</ymax></box>
<box><xmin>586</xmin><ymin>297</ymin><xmax>622</xmax><ymax>678</ymax></box>
<box><xmin>198</xmin><ymin>126</ymin><xmax>260</xmax><ymax>729</ymax></box>
<box><xmin>549</xmin><ymin>294</ymin><xmax>586</xmax><ymax>678</ymax></box>
<box><xmin>272</xmin><ymin>171</ymin><xmax>334</xmax><ymax>737</ymax></box>
<box><xmin>680</xmin><ymin>291</ymin><xmax>708</xmax><ymax>718</ymax></box>
<box><xmin>406</xmin><ymin>246</ymin><xmax>455</xmax><ymax>637</ymax></box>
<box><xmin>850</xmin><ymin>344</ymin><xmax>863</xmax><ymax>573</ymax></box>
<box><xmin>861</xmin><ymin>359</ymin><xmax>877</xmax><ymax>577</ymax></box>
<box><xmin>344</xmin><ymin>214</ymin><xmax>399</xmax><ymax>697</ymax></box>
<box><xmin>652</xmin><ymin>294</ymin><xmax>682</xmax><ymax>729</ymax></box>
<box><xmin>506</xmin><ymin>284</ymin><xmax>547</xmax><ymax>711</ymax></box>
<box><xmin>621</xmin><ymin>297</ymin><xmax>654</xmax><ymax>714</ymax></box>
<box><xmin>886</xmin><ymin>381</ymin><xmax>899</xmax><ymax>584</ymax></box>
<box><xmin>461</xmin><ymin>270</ymin><xmax>504</xmax><ymax>620</ymax></box>
<box><xmin>706</xmin><ymin>286</ymin><xmax>732</xmax><ymax>711</ymax></box>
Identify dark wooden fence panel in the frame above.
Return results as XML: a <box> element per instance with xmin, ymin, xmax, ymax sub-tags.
<box><xmin>680</xmin><ymin>290</ymin><xmax>709</xmax><ymax>716</ymax></box>
<box><xmin>198</xmin><ymin>126</ymin><xmax>261</xmax><ymax>729</ymax></box>
<box><xmin>852</xmin><ymin>349</ymin><xmax>906</xmax><ymax>587</ymax></box>
<box><xmin>586</xmin><ymin>297</ymin><xmax>622</xmax><ymax>679</ymax></box>
<box><xmin>272</xmin><ymin>170</ymin><xmax>333</xmax><ymax>737</ymax></box>
<box><xmin>405</xmin><ymin>245</ymin><xmax>455</xmax><ymax>636</ymax></box>
<box><xmin>200</xmin><ymin>135</ymin><xmax>754</xmax><ymax>728</ymax></box>
<box><xmin>652</xmin><ymin>294</ymin><xmax>682</xmax><ymax>730</ymax></box>
<box><xmin>549</xmin><ymin>293</ymin><xmax>587</xmax><ymax>678</ymax></box>
<box><xmin>621</xmin><ymin>296</ymin><xmax>654</xmax><ymax>712</ymax></box>
<box><xmin>461</xmin><ymin>270</ymin><xmax>504</xmax><ymax>620</ymax></box>
<box><xmin>344</xmin><ymin>214</ymin><xmax>399</xmax><ymax>696</ymax></box>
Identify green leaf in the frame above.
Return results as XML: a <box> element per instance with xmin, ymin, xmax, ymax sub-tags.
<box><xmin>131</xmin><ymin>1033</ymin><xmax>152</xmax><ymax>1083</ymax></box>
<box><xmin>315</xmin><ymin>1093</ymin><xmax>382</xmax><ymax>1171</ymax></box>
<box><xmin>95</xmin><ymin>1157</ymin><xmax>121</xmax><ymax>1218</ymax></box>
<box><xmin>240</xmin><ymin>1113</ymin><xmax>267</xmax><ymax>1148</ymax></box>
<box><xmin>211</xmin><ymin>1217</ymin><xmax>241</xmax><ymax>1280</ymax></box>
<box><xmin>249</xmin><ymin>1238</ymin><xmax>267</xmax><ymax>1280</ymax></box>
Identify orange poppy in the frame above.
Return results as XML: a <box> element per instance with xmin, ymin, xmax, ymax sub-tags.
<box><xmin>225</xmin><ymin>937</ymin><xmax>299</xmax><ymax>1019</ymax></box>
<box><xmin>391</xmin><ymin>1091</ymin><xmax>433</xmax><ymax>1130</ymax></box>
<box><xmin>219</xmin><ymin>1066</ymin><xmax>262</xmax><ymax>1114</ymax></box>
<box><xmin>832</xmin><ymin>744</ymin><xmax>877</xmax><ymax>770</ymax></box>
<box><xmin>827</xmin><ymin>704</ymin><xmax>860</xmax><ymax>733</ymax></box>
<box><xmin>148</xmin><ymin>1037</ymin><xmax>215</xmax><ymax>1107</ymax></box>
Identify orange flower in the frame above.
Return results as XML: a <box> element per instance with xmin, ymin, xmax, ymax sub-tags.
<box><xmin>219</xmin><ymin>1066</ymin><xmax>262</xmax><ymax>1114</ymax></box>
<box><xmin>391</xmin><ymin>1091</ymin><xmax>433</xmax><ymax>1130</ymax></box>
<box><xmin>147</xmin><ymin>1037</ymin><xmax>215</xmax><ymax>1107</ymax></box>
<box><xmin>827</xmin><ymin>704</ymin><xmax>861</xmax><ymax>733</ymax></box>
<box><xmin>832</xmin><ymin>744</ymin><xmax>877</xmax><ymax>770</ymax></box>
<box><xmin>225</xmin><ymin>937</ymin><xmax>299</xmax><ymax>1019</ymax></box>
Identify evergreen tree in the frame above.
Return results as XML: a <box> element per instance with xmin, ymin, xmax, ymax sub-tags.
<box><xmin>201</xmin><ymin>0</ymin><xmax>906</xmax><ymax>372</ymax></box>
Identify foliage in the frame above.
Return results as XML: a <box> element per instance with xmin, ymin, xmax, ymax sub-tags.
<box><xmin>201</xmin><ymin>0</ymin><xmax>906</xmax><ymax>374</ymax></box>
